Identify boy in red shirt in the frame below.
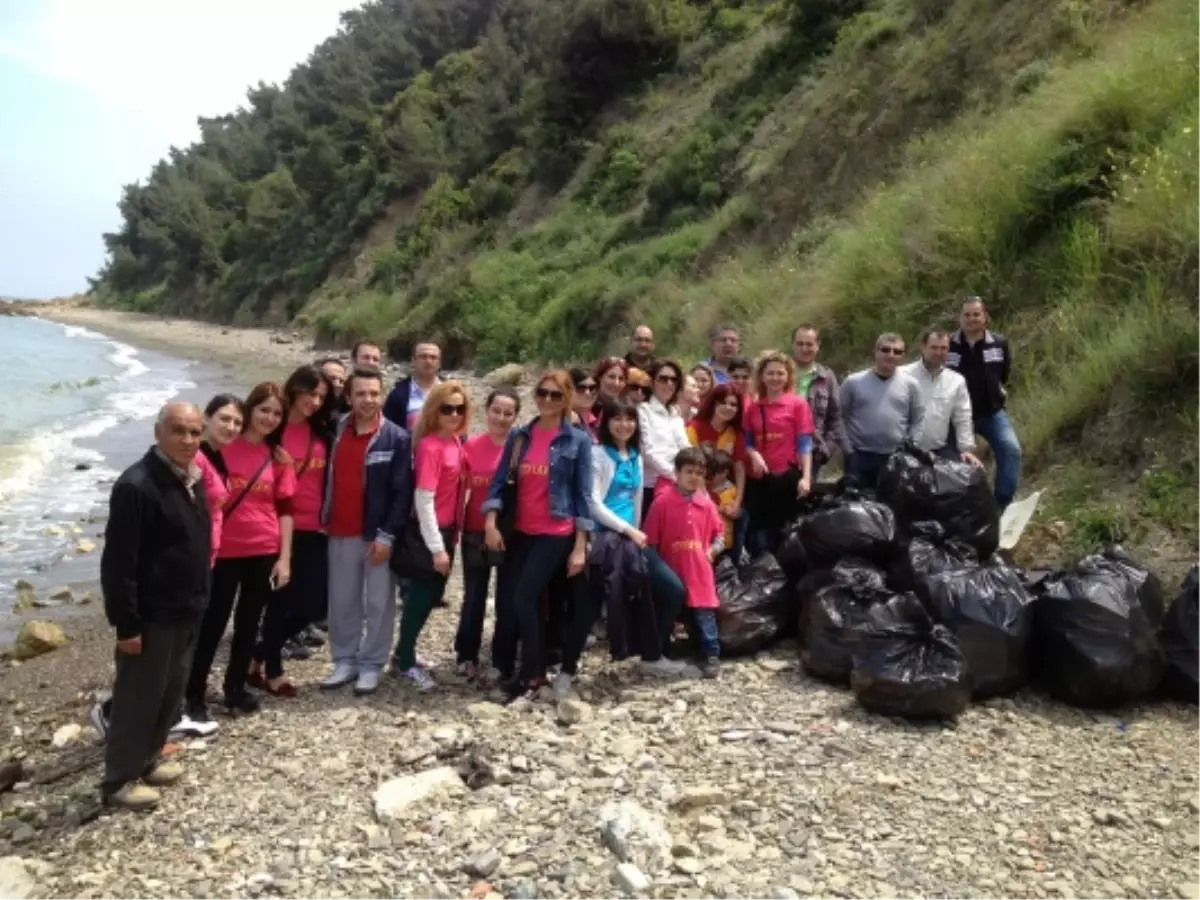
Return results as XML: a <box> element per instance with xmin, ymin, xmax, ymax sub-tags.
<box><xmin>643</xmin><ymin>446</ymin><xmax>725</xmax><ymax>678</ymax></box>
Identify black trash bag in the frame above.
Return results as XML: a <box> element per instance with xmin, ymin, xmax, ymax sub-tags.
<box><xmin>1033</xmin><ymin>546</ymin><xmax>1166</xmax><ymax>709</ymax></box>
<box><xmin>888</xmin><ymin>521</ymin><xmax>979</xmax><ymax>593</ymax></box>
<box><xmin>716</xmin><ymin>553</ymin><xmax>789</xmax><ymax>656</ymax></box>
<box><xmin>918</xmin><ymin>564</ymin><xmax>1035</xmax><ymax>698</ymax></box>
<box><xmin>797</xmin><ymin>559</ymin><xmax>893</xmax><ymax>684</ymax></box>
<box><xmin>776</xmin><ymin>520</ymin><xmax>808</xmax><ymax>580</ymax></box>
<box><xmin>850</xmin><ymin>593</ymin><xmax>971</xmax><ymax>719</ymax></box>
<box><xmin>878</xmin><ymin>448</ymin><xmax>1000</xmax><ymax>559</ymax></box>
<box><xmin>795</xmin><ymin>496</ymin><xmax>897</xmax><ymax>569</ymax></box>
<box><xmin>1159</xmin><ymin>566</ymin><xmax>1198</xmax><ymax>703</ymax></box>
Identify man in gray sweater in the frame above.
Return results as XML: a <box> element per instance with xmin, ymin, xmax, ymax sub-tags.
<box><xmin>839</xmin><ymin>333</ymin><xmax>926</xmax><ymax>489</ymax></box>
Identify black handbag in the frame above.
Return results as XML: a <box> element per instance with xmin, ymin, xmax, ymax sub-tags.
<box><xmin>492</xmin><ymin>432</ymin><xmax>527</xmax><ymax>554</ymax></box>
<box><xmin>391</xmin><ymin>521</ymin><xmax>456</xmax><ymax>582</ymax></box>
<box><xmin>461</xmin><ymin>531</ymin><xmax>505</xmax><ymax>569</ymax></box>
<box><xmin>749</xmin><ymin>404</ymin><xmax>802</xmax><ymax>529</ymax></box>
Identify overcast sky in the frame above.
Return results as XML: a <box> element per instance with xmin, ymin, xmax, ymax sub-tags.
<box><xmin>0</xmin><ymin>0</ymin><xmax>362</xmax><ymax>298</ymax></box>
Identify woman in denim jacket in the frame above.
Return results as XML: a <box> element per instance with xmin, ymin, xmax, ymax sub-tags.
<box><xmin>483</xmin><ymin>370</ymin><xmax>595</xmax><ymax>700</ymax></box>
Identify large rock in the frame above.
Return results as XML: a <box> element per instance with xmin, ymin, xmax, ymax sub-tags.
<box><xmin>0</xmin><ymin>856</ymin><xmax>52</xmax><ymax>899</ymax></box>
<box><xmin>484</xmin><ymin>363</ymin><xmax>525</xmax><ymax>387</ymax></box>
<box><xmin>598</xmin><ymin>801</ymin><xmax>673</xmax><ymax>874</ymax></box>
<box><xmin>374</xmin><ymin>766</ymin><xmax>463</xmax><ymax>822</ymax></box>
<box><xmin>12</xmin><ymin>621</ymin><xmax>68</xmax><ymax>660</ymax></box>
<box><xmin>52</xmin><ymin>723</ymin><xmax>83</xmax><ymax>748</ymax></box>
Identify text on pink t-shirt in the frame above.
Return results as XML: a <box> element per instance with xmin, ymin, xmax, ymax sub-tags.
<box><xmin>643</xmin><ymin>487</ymin><xmax>723</xmax><ymax>609</ymax></box>
<box><xmin>195</xmin><ymin>450</ymin><xmax>228</xmax><ymax>567</ymax></box>
<box><xmin>515</xmin><ymin>425</ymin><xmax>574</xmax><ymax>537</ymax></box>
<box><xmin>218</xmin><ymin>436</ymin><xmax>296</xmax><ymax>559</ymax></box>
<box><xmin>463</xmin><ymin>433</ymin><xmax>506</xmax><ymax>533</ymax></box>
<box><xmin>743</xmin><ymin>394</ymin><xmax>814</xmax><ymax>475</ymax></box>
<box><xmin>415</xmin><ymin>433</ymin><xmax>465</xmax><ymax>529</ymax></box>
<box><xmin>281</xmin><ymin>420</ymin><xmax>327</xmax><ymax>533</ymax></box>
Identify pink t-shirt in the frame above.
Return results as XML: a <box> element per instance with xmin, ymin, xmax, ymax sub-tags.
<box><xmin>415</xmin><ymin>433</ymin><xmax>465</xmax><ymax>529</ymax></box>
<box><xmin>743</xmin><ymin>394</ymin><xmax>814</xmax><ymax>475</ymax></box>
<box><xmin>218</xmin><ymin>436</ymin><xmax>296</xmax><ymax>559</ymax></box>
<box><xmin>644</xmin><ymin>487</ymin><xmax>723</xmax><ymax>609</ymax></box>
<box><xmin>515</xmin><ymin>425</ymin><xmax>574</xmax><ymax>537</ymax></box>
<box><xmin>281</xmin><ymin>420</ymin><xmax>327</xmax><ymax>533</ymax></box>
<box><xmin>195</xmin><ymin>451</ymin><xmax>228</xmax><ymax>567</ymax></box>
<box><xmin>463</xmin><ymin>433</ymin><xmax>506</xmax><ymax>533</ymax></box>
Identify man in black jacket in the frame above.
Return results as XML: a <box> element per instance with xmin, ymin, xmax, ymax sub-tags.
<box><xmin>947</xmin><ymin>297</ymin><xmax>1023</xmax><ymax>510</ymax></box>
<box><xmin>100</xmin><ymin>402</ymin><xmax>211</xmax><ymax>811</ymax></box>
<box><xmin>382</xmin><ymin>341</ymin><xmax>442</xmax><ymax>431</ymax></box>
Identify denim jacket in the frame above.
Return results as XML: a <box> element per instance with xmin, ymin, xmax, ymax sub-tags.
<box><xmin>320</xmin><ymin>413</ymin><xmax>413</xmax><ymax>546</ymax></box>
<box><xmin>481</xmin><ymin>419</ymin><xmax>594</xmax><ymax>531</ymax></box>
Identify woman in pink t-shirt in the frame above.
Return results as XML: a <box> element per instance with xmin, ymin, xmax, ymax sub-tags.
<box><xmin>742</xmin><ymin>350</ymin><xmax>814</xmax><ymax>555</ymax></box>
<box><xmin>195</xmin><ymin>393</ymin><xmax>244</xmax><ymax>566</ymax></box>
<box><xmin>454</xmin><ymin>388</ymin><xmax>520</xmax><ymax>681</ymax></box>
<box><xmin>185</xmin><ymin>382</ymin><xmax>295</xmax><ymax>723</ymax></box>
<box><xmin>252</xmin><ymin>365</ymin><xmax>335</xmax><ymax>696</ymax></box>
<box><xmin>482</xmin><ymin>370</ymin><xmax>594</xmax><ymax>701</ymax></box>
<box><xmin>394</xmin><ymin>381</ymin><xmax>471</xmax><ymax>692</ymax></box>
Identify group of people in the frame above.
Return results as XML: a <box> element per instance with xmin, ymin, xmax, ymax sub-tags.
<box><xmin>95</xmin><ymin>296</ymin><xmax>1021</xmax><ymax>811</ymax></box>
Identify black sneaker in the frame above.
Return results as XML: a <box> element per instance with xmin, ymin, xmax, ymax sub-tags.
<box><xmin>701</xmin><ymin>657</ymin><xmax>721</xmax><ymax>680</ymax></box>
<box><xmin>185</xmin><ymin>700</ymin><xmax>212</xmax><ymax>723</ymax></box>
<box><xmin>282</xmin><ymin>640</ymin><xmax>311</xmax><ymax>661</ymax></box>
<box><xmin>301</xmin><ymin>626</ymin><xmax>327</xmax><ymax>648</ymax></box>
<box><xmin>224</xmin><ymin>692</ymin><xmax>261</xmax><ymax>714</ymax></box>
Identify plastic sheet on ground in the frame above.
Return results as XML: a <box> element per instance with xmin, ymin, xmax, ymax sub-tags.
<box><xmin>1033</xmin><ymin>546</ymin><xmax>1166</xmax><ymax>709</ymax></box>
<box><xmin>715</xmin><ymin>553</ymin><xmax>790</xmax><ymax>657</ymax></box>
<box><xmin>849</xmin><ymin>593</ymin><xmax>971</xmax><ymax>720</ymax></box>
<box><xmin>878</xmin><ymin>448</ymin><xmax>1000</xmax><ymax>558</ymax></box>
<box><xmin>1159</xmin><ymin>565</ymin><xmax>1198</xmax><ymax>704</ymax></box>
<box><xmin>918</xmin><ymin>563</ymin><xmax>1035</xmax><ymax>698</ymax></box>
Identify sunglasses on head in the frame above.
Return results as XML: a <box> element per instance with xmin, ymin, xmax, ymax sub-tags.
<box><xmin>535</xmin><ymin>387</ymin><xmax>565</xmax><ymax>402</ymax></box>
<box><xmin>879</xmin><ymin>347</ymin><xmax>905</xmax><ymax>356</ymax></box>
<box><xmin>439</xmin><ymin>403</ymin><xmax>467</xmax><ymax>416</ymax></box>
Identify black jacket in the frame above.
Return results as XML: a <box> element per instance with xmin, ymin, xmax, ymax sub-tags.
<box><xmin>947</xmin><ymin>330</ymin><xmax>1011</xmax><ymax>419</ymax></box>
<box><xmin>101</xmin><ymin>449</ymin><xmax>212</xmax><ymax>639</ymax></box>
<box><xmin>382</xmin><ymin>376</ymin><xmax>413</xmax><ymax>428</ymax></box>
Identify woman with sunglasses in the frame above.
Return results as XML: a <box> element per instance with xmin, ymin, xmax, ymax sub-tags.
<box><xmin>394</xmin><ymin>382</ymin><xmax>472</xmax><ymax>691</ymax></box>
<box><xmin>687</xmin><ymin>384</ymin><xmax>749</xmax><ymax>555</ymax></box>
<box><xmin>569</xmin><ymin>367</ymin><xmax>600</xmax><ymax>440</ymax></box>
<box><xmin>592</xmin><ymin>357</ymin><xmax>629</xmax><ymax>410</ymax></box>
<box><xmin>624</xmin><ymin>368</ymin><xmax>652</xmax><ymax>404</ymax></box>
<box><xmin>637</xmin><ymin>358</ymin><xmax>691</xmax><ymax>517</ymax></box>
<box><xmin>483</xmin><ymin>370</ymin><xmax>594</xmax><ymax>700</ymax></box>
<box><xmin>742</xmin><ymin>350</ymin><xmax>814</xmax><ymax>554</ymax></box>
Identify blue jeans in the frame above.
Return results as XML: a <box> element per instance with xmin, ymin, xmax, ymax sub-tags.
<box><xmin>974</xmin><ymin>410</ymin><xmax>1022</xmax><ymax>509</ymax></box>
<box><xmin>845</xmin><ymin>451</ymin><xmax>891</xmax><ymax>491</ymax></box>
<box><xmin>691</xmin><ymin>609</ymin><xmax>719</xmax><ymax>659</ymax></box>
<box><xmin>645</xmin><ymin>549</ymin><xmax>686</xmax><ymax>653</ymax></box>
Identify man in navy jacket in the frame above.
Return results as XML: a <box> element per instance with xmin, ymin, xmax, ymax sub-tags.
<box><xmin>320</xmin><ymin>366</ymin><xmax>413</xmax><ymax>696</ymax></box>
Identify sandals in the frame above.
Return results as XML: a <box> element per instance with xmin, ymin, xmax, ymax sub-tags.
<box><xmin>248</xmin><ymin>668</ymin><xmax>297</xmax><ymax>697</ymax></box>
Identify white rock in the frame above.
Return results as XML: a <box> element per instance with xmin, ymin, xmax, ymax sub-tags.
<box><xmin>465</xmin><ymin>807</ymin><xmax>499</xmax><ymax>828</ymax></box>
<box><xmin>672</xmin><ymin>785</ymin><xmax>727</xmax><ymax>810</ymax></box>
<box><xmin>0</xmin><ymin>857</ymin><xmax>51</xmax><ymax>900</ymax></box>
<box><xmin>373</xmin><ymin>767</ymin><xmax>462</xmax><ymax>822</ymax></box>
<box><xmin>614</xmin><ymin>862</ymin><xmax>651</xmax><ymax>894</ymax></box>
<box><xmin>74</xmin><ymin>540</ymin><xmax>96</xmax><ymax>554</ymax></box>
<box><xmin>51</xmin><ymin>723</ymin><xmax>83</xmax><ymax>748</ymax></box>
<box><xmin>557</xmin><ymin>698</ymin><xmax>592</xmax><ymax>725</ymax></box>
<box><xmin>599</xmin><ymin>800</ymin><xmax>673</xmax><ymax>873</ymax></box>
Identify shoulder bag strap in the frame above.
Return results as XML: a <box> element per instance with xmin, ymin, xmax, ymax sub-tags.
<box><xmin>223</xmin><ymin>454</ymin><xmax>273</xmax><ymax>521</ymax></box>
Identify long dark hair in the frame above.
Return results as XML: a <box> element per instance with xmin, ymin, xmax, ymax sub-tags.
<box><xmin>243</xmin><ymin>382</ymin><xmax>287</xmax><ymax>447</ymax></box>
<box><xmin>696</xmin><ymin>383</ymin><xmax>744</xmax><ymax>433</ymax></box>
<box><xmin>283</xmin><ymin>364</ymin><xmax>336</xmax><ymax>439</ymax></box>
<box><xmin>648</xmin><ymin>358</ymin><xmax>684</xmax><ymax>407</ymax></box>
<box><xmin>200</xmin><ymin>393</ymin><xmax>243</xmax><ymax>479</ymax></box>
<box><xmin>597</xmin><ymin>397</ymin><xmax>642</xmax><ymax>453</ymax></box>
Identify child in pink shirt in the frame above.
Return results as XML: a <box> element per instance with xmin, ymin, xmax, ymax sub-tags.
<box><xmin>643</xmin><ymin>446</ymin><xmax>726</xmax><ymax>678</ymax></box>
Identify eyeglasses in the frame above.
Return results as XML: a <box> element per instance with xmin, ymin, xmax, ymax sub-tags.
<box><xmin>439</xmin><ymin>403</ymin><xmax>467</xmax><ymax>416</ymax></box>
<box><xmin>577</xmin><ymin>382</ymin><xmax>598</xmax><ymax>394</ymax></box>
<box><xmin>535</xmin><ymin>388</ymin><xmax>565</xmax><ymax>402</ymax></box>
<box><xmin>655</xmin><ymin>374</ymin><xmax>678</xmax><ymax>384</ymax></box>
<box><xmin>878</xmin><ymin>347</ymin><xmax>905</xmax><ymax>356</ymax></box>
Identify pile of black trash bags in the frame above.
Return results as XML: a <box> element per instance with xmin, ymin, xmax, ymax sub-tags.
<box><xmin>717</xmin><ymin>445</ymin><xmax>1198</xmax><ymax>720</ymax></box>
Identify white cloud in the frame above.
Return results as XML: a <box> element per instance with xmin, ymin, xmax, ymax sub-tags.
<box><xmin>0</xmin><ymin>0</ymin><xmax>363</xmax><ymax>147</ymax></box>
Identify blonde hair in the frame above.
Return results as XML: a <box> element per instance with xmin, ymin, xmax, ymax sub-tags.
<box><xmin>413</xmin><ymin>380</ymin><xmax>472</xmax><ymax>445</ymax></box>
<box><xmin>752</xmin><ymin>350</ymin><xmax>796</xmax><ymax>398</ymax></box>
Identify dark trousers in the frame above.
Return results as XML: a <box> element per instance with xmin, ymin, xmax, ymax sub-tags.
<box><xmin>493</xmin><ymin>532</ymin><xmax>589</xmax><ymax>685</ymax></box>
<box><xmin>456</xmin><ymin>554</ymin><xmax>495</xmax><ymax>665</ymax></box>
<box><xmin>255</xmin><ymin>531</ymin><xmax>326</xmax><ymax>673</ymax></box>
<box><xmin>687</xmin><ymin>609</ymin><xmax>720</xmax><ymax>658</ymax></box>
<box><xmin>103</xmin><ymin>617</ymin><xmax>199</xmax><ymax>793</ymax></box>
<box><xmin>645</xmin><ymin>548</ymin><xmax>687</xmax><ymax>653</ymax></box>
<box><xmin>641</xmin><ymin>486</ymin><xmax>658</xmax><ymax>525</ymax></box>
<box><xmin>845</xmin><ymin>451</ymin><xmax>892</xmax><ymax>491</ymax></box>
<box><xmin>187</xmin><ymin>554</ymin><xmax>275</xmax><ymax>705</ymax></box>
<box><xmin>590</xmin><ymin>530</ymin><xmax>660</xmax><ymax>662</ymax></box>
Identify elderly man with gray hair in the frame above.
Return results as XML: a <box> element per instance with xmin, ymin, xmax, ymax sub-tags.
<box><xmin>839</xmin><ymin>333</ymin><xmax>926</xmax><ymax>490</ymax></box>
<box><xmin>99</xmin><ymin>401</ymin><xmax>212</xmax><ymax>811</ymax></box>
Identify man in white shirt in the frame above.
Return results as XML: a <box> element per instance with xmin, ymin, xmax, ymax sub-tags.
<box><xmin>901</xmin><ymin>330</ymin><xmax>981</xmax><ymax>466</ymax></box>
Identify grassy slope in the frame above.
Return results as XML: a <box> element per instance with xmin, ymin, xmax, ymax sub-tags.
<box><xmin>305</xmin><ymin>0</ymin><xmax>1197</xmax><ymax>568</ymax></box>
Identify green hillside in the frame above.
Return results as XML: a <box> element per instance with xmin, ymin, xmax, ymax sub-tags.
<box><xmin>92</xmin><ymin>0</ymin><xmax>1198</xmax><ymax>561</ymax></box>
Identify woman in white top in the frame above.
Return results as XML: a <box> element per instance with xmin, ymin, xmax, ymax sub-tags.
<box><xmin>636</xmin><ymin>358</ymin><xmax>691</xmax><ymax>520</ymax></box>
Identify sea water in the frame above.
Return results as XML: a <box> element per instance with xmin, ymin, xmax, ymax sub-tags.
<box><xmin>0</xmin><ymin>314</ymin><xmax>196</xmax><ymax>618</ymax></box>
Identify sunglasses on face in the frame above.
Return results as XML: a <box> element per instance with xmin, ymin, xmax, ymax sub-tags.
<box><xmin>655</xmin><ymin>374</ymin><xmax>678</xmax><ymax>384</ymax></box>
<box><xmin>535</xmin><ymin>387</ymin><xmax>565</xmax><ymax>402</ymax></box>
<box><xmin>878</xmin><ymin>347</ymin><xmax>905</xmax><ymax>356</ymax></box>
<box><xmin>439</xmin><ymin>403</ymin><xmax>467</xmax><ymax>416</ymax></box>
<box><xmin>577</xmin><ymin>382</ymin><xmax>598</xmax><ymax>393</ymax></box>
<box><xmin>630</xmin><ymin>385</ymin><xmax>651</xmax><ymax>396</ymax></box>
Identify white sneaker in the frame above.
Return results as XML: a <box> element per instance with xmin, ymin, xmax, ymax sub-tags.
<box><xmin>640</xmin><ymin>657</ymin><xmax>687</xmax><ymax>677</ymax></box>
<box><xmin>353</xmin><ymin>670</ymin><xmax>380</xmax><ymax>696</ymax></box>
<box><xmin>403</xmin><ymin>667</ymin><xmax>436</xmax><ymax>692</ymax></box>
<box><xmin>321</xmin><ymin>663</ymin><xmax>358</xmax><ymax>690</ymax></box>
<box><xmin>172</xmin><ymin>714</ymin><xmax>219</xmax><ymax>737</ymax></box>
<box><xmin>551</xmin><ymin>671</ymin><xmax>573</xmax><ymax>700</ymax></box>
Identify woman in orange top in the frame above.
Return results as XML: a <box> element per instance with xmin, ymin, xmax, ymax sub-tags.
<box><xmin>686</xmin><ymin>384</ymin><xmax>747</xmax><ymax>525</ymax></box>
